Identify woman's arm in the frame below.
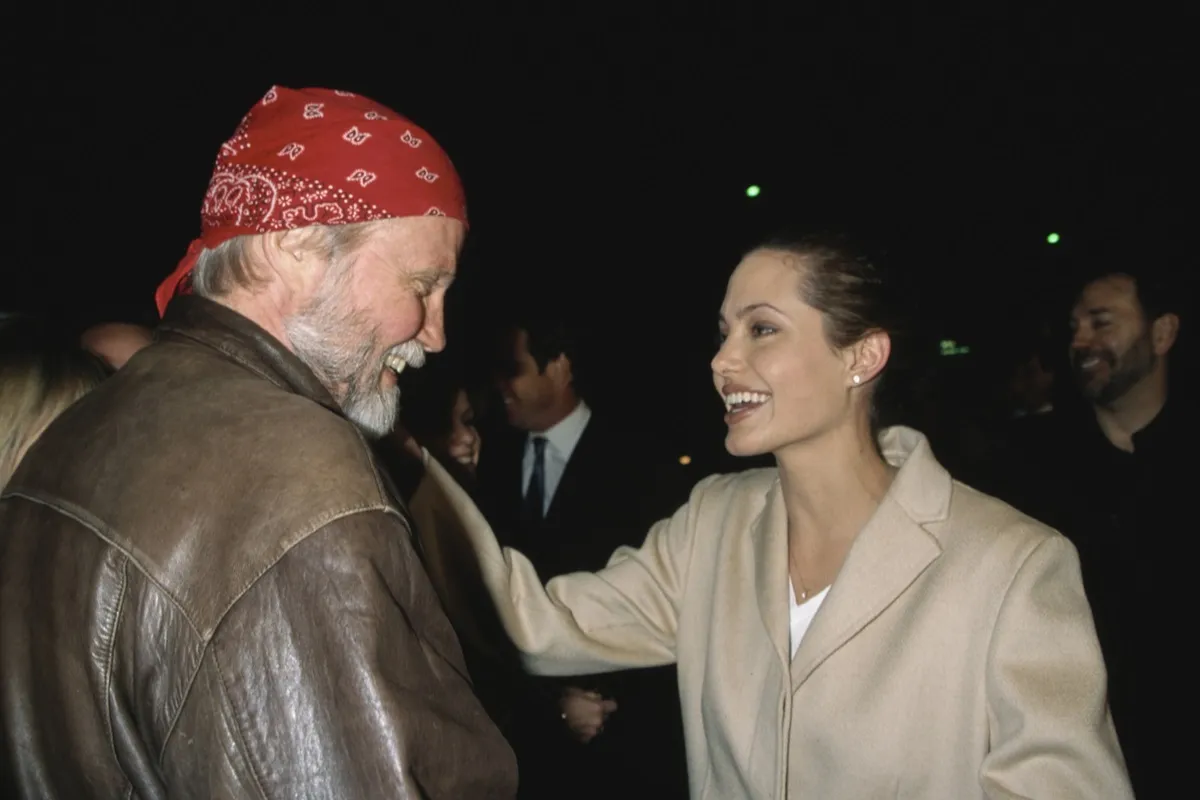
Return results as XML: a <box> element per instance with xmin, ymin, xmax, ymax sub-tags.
<box><xmin>980</xmin><ymin>533</ymin><xmax>1134</xmax><ymax>798</ymax></box>
<box><xmin>412</xmin><ymin>450</ymin><xmax>717</xmax><ymax>676</ymax></box>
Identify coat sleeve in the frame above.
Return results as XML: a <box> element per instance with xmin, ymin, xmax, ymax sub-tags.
<box><xmin>413</xmin><ymin>451</ymin><xmax>717</xmax><ymax>677</ymax></box>
<box><xmin>980</xmin><ymin>534</ymin><xmax>1134</xmax><ymax>799</ymax></box>
<box><xmin>187</xmin><ymin>509</ymin><xmax>517</xmax><ymax>799</ymax></box>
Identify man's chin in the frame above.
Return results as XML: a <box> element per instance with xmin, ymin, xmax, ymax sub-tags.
<box><xmin>1076</xmin><ymin>376</ymin><xmax>1112</xmax><ymax>404</ymax></box>
<box><xmin>343</xmin><ymin>389</ymin><xmax>401</xmax><ymax>439</ymax></box>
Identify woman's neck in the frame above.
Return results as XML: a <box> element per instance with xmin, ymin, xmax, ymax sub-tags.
<box><xmin>776</xmin><ymin>423</ymin><xmax>896</xmax><ymax>555</ymax></box>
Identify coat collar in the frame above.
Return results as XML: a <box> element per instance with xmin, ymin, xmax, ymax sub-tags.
<box><xmin>157</xmin><ymin>295</ymin><xmax>342</xmax><ymax>416</ymax></box>
<box><xmin>748</xmin><ymin>426</ymin><xmax>951</xmax><ymax>689</ymax></box>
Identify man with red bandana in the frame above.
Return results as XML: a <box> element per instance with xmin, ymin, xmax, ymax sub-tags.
<box><xmin>0</xmin><ymin>87</ymin><xmax>517</xmax><ymax>798</ymax></box>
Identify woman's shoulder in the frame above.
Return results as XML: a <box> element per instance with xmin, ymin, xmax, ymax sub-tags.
<box><xmin>672</xmin><ymin>468</ymin><xmax>781</xmax><ymax>531</ymax></box>
<box><xmin>936</xmin><ymin>479</ymin><xmax>1074</xmax><ymax>569</ymax></box>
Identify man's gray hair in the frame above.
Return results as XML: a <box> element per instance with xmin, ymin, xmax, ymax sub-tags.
<box><xmin>190</xmin><ymin>222</ymin><xmax>381</xmax><ymax>299</ymax></box>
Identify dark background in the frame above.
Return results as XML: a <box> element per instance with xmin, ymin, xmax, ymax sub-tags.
<box><xmin>2</xmin><ymin>6</ymin><xmax>1191</xmax><ymax>472</ymax></box>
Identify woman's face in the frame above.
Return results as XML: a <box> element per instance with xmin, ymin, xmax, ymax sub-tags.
<box><xmin>712</xmin><ymin>249</ymin><xmax>859</xmax><ymax>458</ymax></box>
<box><xmin>444</xmin><ymin>389</ymin><xmax>481</xmax><ymax>472</ymax></box>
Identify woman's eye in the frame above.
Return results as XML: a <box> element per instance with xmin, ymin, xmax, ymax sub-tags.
<box><xmin>750</xmin><ymin>323</ymin><xmax>777</xmax><ymax>338</ymax></box>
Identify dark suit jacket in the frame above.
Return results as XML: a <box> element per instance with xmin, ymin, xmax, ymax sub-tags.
<box><xmin>475</xmin><ymin>411</ymin><xmax>693</xmax><ymax>798</ymax></box>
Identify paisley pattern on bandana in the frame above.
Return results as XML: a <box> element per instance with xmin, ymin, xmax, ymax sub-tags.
<box><xmin>156</xmin><ymin>86</ymin><xmax>466</xmax><ymax>316</ymax></box>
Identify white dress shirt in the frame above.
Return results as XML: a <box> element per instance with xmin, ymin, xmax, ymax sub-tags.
<box><xmin>521</xmin><ymin>401</ymin><xmax>592</xmax><ymax>516</ymax></box>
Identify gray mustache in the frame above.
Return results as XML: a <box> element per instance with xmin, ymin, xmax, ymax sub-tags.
<box><xmin>390</xmin><ymin>340</ymin><xmax>426</xmax><ymax>368</ymax></box>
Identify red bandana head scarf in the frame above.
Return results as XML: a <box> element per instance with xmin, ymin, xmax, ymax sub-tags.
<box><xmin>155</xmin><ymin>86</ymin><xmax>467</xmax><ymax>317</ymax></box>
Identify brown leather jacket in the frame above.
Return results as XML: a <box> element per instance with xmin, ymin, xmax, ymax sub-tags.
<box><xmin>0</xmin><ymin>297</ymin><xmax>517</xmax><ymax>799</ymax></box>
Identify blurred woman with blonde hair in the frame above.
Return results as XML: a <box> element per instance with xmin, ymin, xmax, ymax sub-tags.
<box><xmin>1</xmin><ymin>315</ymin><xmax>109</xmax><ymax>487</ymax></box>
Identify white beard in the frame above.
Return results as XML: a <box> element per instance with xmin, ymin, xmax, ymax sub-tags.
<box><xmin>284</xmin><ymin>273</ymin><xmax>420</xmax><ymax>439</ymax></box>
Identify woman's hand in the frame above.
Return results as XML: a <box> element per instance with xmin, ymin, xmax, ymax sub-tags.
<box><xmin>558</xmin><ymin>686</ymin><xmax>617</xmax><ymax>744</ymax></box>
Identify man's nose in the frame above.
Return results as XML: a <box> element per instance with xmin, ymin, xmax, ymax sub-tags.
<box><xmin>417</xmin><ymin>305</ymin><xmax>446</xmax><ymax>353</ymax></box>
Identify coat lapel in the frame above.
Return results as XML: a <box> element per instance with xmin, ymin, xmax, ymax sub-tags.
<box><xmin>790</xmin><ymin>429</ymin><xmax>952</xmax><ymax>690</ymax></box>
<box><xmin>751</xmin><ymin>478</ymin><xmax>791</xmax><ymax>670</ymax></box>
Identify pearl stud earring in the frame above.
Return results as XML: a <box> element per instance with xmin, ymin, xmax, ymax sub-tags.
<box><xmin>852</xmin><ymin>375</ymin><xmax>862</xmax><ymax>385</ymax></box>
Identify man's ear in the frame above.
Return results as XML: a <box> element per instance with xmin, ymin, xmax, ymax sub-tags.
<box><xmin>545</xmin><ymin>353</ymin><xmax>574</xmax><ymax>390</ymax></box>
<box><xmin>1151</xmin><ymin>313</ymin><xmax>1180</xmax><ymax>357</ymax></box>
<box><xmin>256</xmin><ymin>228</ymin><xmax>330</xmax><ymax>297</ymax></box>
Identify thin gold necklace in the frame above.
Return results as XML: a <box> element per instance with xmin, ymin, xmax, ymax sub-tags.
<box><xmin>793</xmin><ymin>569</ymin><xmax>811</xmax><ymax>602</ymax></box>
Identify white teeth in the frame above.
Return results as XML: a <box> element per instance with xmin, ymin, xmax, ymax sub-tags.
<box><xmin>723</xmin><ymin>391</ymin><xmax>771</xmax><ymax>411</ymax></box>
<box><xmin>1081</xmin><ymin>358</ymin><xmax>1100</xmax><ymax>369</ymax></box>
<box><xmin>384</xmin><ymin>354</ymin><xmax>408</xmax><ymax>374</ymax></box>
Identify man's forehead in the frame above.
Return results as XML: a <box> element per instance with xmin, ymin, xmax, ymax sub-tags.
<box><xmin>357</xmin><ymin>219</ymin><xmax>463</xmax><ymax>284</ymax></box>
<box><xmin>370</xmin><ymin>215</ymin><xmax>465</xmax><ymax>245</ymax></box>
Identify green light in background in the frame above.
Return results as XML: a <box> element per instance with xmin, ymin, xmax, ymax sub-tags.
<box><xmin>940</xmin><ymin>339</ymin><xmax>971</xmax><ymax>356</ymax></box>
<box><xmin>1046</xmin><ymin>232</ymin><xmax>1061</xmax><ymax>244</ymax></box>
<box><xmin>745</xmin><ymin>185</ymin><xmax>761</xmax><ymax>198</ymax></box>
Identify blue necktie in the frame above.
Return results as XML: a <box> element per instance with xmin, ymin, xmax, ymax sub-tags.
<box><xmin>522</xmin><ymin>436</ymin><xmax>547</xmax><ymax>525</ymax></box>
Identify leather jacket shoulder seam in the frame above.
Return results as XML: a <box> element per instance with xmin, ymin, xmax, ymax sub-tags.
<box><xmin>158</xmin><ymin>506</ymin><xmax>403</xmax><ymax>781</ymax></box>
<box><xmin>5</xmin><ymin>490</ymin><xmax>204</xmax><ymax>638</ymax></box>
<box><xmin>157</xmin><ymin>638</ymin><xmax>212</xmax><ymax>770</ymax></box>
<box><xmin>203</xmin><ymin>504</ymin><xmax>400</xmax><ymax>640</ymax></box>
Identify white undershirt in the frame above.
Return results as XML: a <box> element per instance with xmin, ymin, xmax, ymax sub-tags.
<box><xmin>789</xmin><ymin>581</ymin><xmax>830</xmax><ymax>658</ymax></box>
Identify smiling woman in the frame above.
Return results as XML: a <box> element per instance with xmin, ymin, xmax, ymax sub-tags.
<box><xmin>714</xmin><ymin>232</ymin><xmax>897</xmax><ymax>460</ymax></box>
<box><xmin>413</xmin><ymin>229</ymin><xmax>1133</xmax><ymax>799</ymax></box>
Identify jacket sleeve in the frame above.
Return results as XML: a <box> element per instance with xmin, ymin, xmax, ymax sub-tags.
<box><xmin>194</xmin><ymin>509</ymin><xmax>517</xmax><ymax>799</ymax></box>
<box><xmin>980</xmin><ymin>534</ymin><xmax>1134</xmax><ymax>799</ymax></box>
<box><xmin>413</xmin><ymin>450</ymin><xmax>715</xmax><ymax>678</ymax></box>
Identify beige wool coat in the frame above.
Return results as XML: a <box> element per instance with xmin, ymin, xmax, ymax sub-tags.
<box><xmin>412</xmin><ymin>426</ymin><xmax>1133</xmax><ymax>799</ymax></box>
